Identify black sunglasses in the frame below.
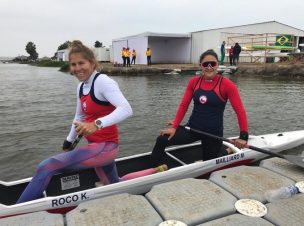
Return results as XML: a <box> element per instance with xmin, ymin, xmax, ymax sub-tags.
<box><xmin>200</xmin><ymin>61</ymin><xmax>217</xmax><ymax>68</ymax></box>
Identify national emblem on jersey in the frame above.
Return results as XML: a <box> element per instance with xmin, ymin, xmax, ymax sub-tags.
<box><xmin>82</xmin><ymin>102</ymin><xmax>87</xmax><ymax>112</ymax></box>
<box><xmin>199</xmin><ymin>95</ymin><xmax>207</xmax><ymax>104</ymax></box>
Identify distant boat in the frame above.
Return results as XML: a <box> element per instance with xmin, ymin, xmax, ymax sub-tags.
<box><xmin>217</xmin><ymin>65</ymin><xmax>238</xmax><ymax>74</ymax></box>
<box><xmin>163</xmin><ymin>69</ymin><xmax>181</xmax><ymax>75</ymax></box>
<box><xmin>245</xmin><ymin>45</ymin><xmax>296</xmax><ymax>51</ymax></box>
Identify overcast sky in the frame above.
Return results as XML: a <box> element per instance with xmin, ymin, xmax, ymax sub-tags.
<box><xmin>1</xmin><ymin>0</ymin><xmax>304</xmax><ymax>57</ymax></box>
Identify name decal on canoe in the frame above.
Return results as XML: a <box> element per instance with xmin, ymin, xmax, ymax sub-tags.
<box><xmin>216</xmin><ymin>153</ymin><xmax>245</xmax><ymax>164</ymax></box>
<box><xmin>50</xmin><ymin>190</ymin><xmax>95</xmax><ymax>208</ymax></box>
<box><xmin>61</xmin><ymin>174</ymin><xmax>80</xmax><ymax>190</ymax></box>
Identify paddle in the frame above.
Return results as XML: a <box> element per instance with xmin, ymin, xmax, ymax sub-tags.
<box><xmin>68</xmin><ymin>134</ymin><xmax>83</xmax><ymax>151</ymax></box>
<box><xmin>184</xmin><ymin>126</ymin><xmax>304</xmax><ymax>168</ymax></box>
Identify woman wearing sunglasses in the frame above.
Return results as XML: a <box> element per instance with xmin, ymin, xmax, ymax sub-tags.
<box><xmin>150</xmin><ymin>49</ymin><xmax>248</xmax><ymax>166</ymax></box>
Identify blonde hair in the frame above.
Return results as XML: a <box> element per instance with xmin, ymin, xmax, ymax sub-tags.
<box><xmin>69</xmin><ymin>40</ymin><xmax>100</xmax><ymax>70</ymax></box>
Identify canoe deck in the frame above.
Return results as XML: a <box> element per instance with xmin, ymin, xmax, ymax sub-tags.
<box><xmin>1</xmin><ymin>157</ymin><xmax>303</xmax><ymax>225</ymax></box>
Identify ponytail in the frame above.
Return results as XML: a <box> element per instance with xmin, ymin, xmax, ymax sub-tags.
<box><xmin>69</xmin><ymin>40</ymin><xmax>100</xmax><ymax>70</ymax></box>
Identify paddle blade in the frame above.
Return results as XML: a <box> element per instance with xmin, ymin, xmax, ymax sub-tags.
<box><xmin>283</xmin><ymin>155</ymin><xmax>304</xmax><ymax>168</ymax></box>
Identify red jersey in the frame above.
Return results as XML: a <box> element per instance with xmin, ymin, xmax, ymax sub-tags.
<box><xmin>173</xmin><ymin>74</ymin><xmax>248</xmax><ymax>133</ymax></box>
<box><xmin>79</xmin><ymin>76</ymin><xmax>119</xmax><ymax>143</ymax></box>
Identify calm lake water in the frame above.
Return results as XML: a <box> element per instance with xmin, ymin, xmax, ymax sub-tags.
<box><xmin>1</xmin><ymin>63</ymin><xmax>304</xmax><ymax>181</ymax></box>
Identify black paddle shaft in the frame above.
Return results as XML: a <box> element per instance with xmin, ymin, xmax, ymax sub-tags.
<box><xmin>68</xmin><ymin>134</ymin><xmax>83</xmax><ymax>151</ymax></box>
<box><xmin>247</xmin><ymin>143</ymin><xmax>304</xmax><ymax>168</ymax></box>
<box><xmin>185</xmin><ymin>126</ymin><xmax>304</xmax><ymax>168</ymax></box>
<box><xmin>185</xmin><ymin>126</ymin><xmax>285</xmax><ymax>159</ymax></box>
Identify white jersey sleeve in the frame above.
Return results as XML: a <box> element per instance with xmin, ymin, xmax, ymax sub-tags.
<box><xmin>94</xmin><ymin>74</ymin><xmax>133</xmax><ymax>127</ymax></box>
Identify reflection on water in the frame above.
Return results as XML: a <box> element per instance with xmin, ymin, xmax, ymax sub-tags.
<box><xmin>1</xmin><ymin>63</ymin><xmax>304</xmax><ymax>180</ymax></box>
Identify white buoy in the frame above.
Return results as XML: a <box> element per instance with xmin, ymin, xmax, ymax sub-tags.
<box><xmin>235</xmin><ymin>199</ymin><xmax>267</xmax><ymax>217</ymax></box>
<box><xmin>295</xmin><ymin>181</ymin><xmax>304</xmax><ymax>193</ymax></box>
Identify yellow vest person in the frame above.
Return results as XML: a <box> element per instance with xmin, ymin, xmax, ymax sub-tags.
<box><xmin>125</xmin><ymin>48</ymin><xmax>131</xmax><ymax>67</ymax></box>
<box><xmin>121</xmin><ymin>47</ymin><xmax>126</xmax><ymax>66</ymax></box>
<box><xmin>131</xmin><ymin>49</ymin><xmax>137</xmax><ymax>65</ymax></box>
<box><xmin>146</xmin><ymin>48</ymin><xmax>152</xmax><ymax>65</ymax></box>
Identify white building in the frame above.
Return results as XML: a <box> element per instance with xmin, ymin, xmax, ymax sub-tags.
<box><xmin>191</xmin><ymin>21</ymin><xmax>304</xmax><ymax>63</ymax></box>
<box><xmin>112</xmin><ymin>32</ymin><xmax>191</xmax><ymax>65</ymax></box>
<box><xmin>112</xmin><ymin>21</ymin><xmax>304</xmax><ymax>64</ymax></box>
<box><xmin>57</xmin><ymin>49</ymin><xmax>69</xmax><ymax>61</ymax></box>
<box><xmin>93</xmin><ymin>48</ymin><xmax>110</xmax><ymax>62</ymax></box>
<box><xmin>57</xmin><ymin>47</ymin><xmax>110</xmax><ymax>62</ymax></box>
<box><xmin>109</xmin><ymin>45</ymin><xmax>114</xmax><ymax>62</ymax></box>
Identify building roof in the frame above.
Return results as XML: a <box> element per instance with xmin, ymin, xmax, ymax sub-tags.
<box><xmin>57</xmin><ymin>49</ymin><xmax>69</xmax><ymax>53</ymax></box>
<box><xmin>113</xmin><ymin>31</ymin><xmax>191</xmax><ymax>41</ymax></box>
<box><xmin>191</xmin><ymin>21</ymin><xmax>304</xmax><ymax>33</ymax></box>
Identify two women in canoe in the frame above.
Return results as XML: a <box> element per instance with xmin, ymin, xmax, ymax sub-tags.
<box><xmin>150</xmin><ymin>49</ymin><xmax>249</xmax><ymax>166</ymax></box>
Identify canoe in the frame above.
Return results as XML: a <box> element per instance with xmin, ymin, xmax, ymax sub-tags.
<box><xmin>246</xmin><ymin>45</ymin><xmax>296</xmax><ymax>51</ymax></box>
<box><xmin>217</xmin><ymin>65</ymin><xmax>238</xmax><ymax>74</ymax></box>
<box><xmin>1</xmin><ymin>130</ymin><xmax>304</xmax><ymax>218</ymax></box>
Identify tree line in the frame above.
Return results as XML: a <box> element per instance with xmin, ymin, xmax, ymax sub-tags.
<box><xmin>18</xmin><ymin>40</ymin><xmax>104</xmax><ymax>61</ymax></box>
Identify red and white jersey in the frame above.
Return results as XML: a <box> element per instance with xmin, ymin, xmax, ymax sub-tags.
<box><xmin>67</xmin><ymin>71</ymin><xmax>133</xmax><ymax>143</ymax></box>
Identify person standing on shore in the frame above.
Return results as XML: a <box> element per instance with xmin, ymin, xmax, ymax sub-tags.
<box><xmin>228</xmin><ymin>46</ymin><xmax>234</xmax><ymax>66</ymax></box>
<box><xmin>150</xmin><ymin>49</ymin><xmax>248</xmax><ymax>167</ymax></box>
<box><xmin>126</xmin><ymin>48</ymin><xmax>131</xmax><ymax>67</ymax></box>
<box><xmin>131</xmin><ymin>49</ymin><xmax>137</xmax><ymax>65</ymax></box>
<box><xmin>146</xmin><ymin>48</ymin><xmax>152</xmax><ymax>66</ymax></box>
<box><xmin>220</xmin><ymin>41</ymin><xmax>226</xmax><ymax>65</ymax></box>
<box><xmin>121</xmin><ymin>47</ymin><xmax>126</xmax><ymax>67</ymax></box>
<box><xmin>233</xmin><ymin>43</ymin><xmax>242</xmax><ymax>65</ymax></box>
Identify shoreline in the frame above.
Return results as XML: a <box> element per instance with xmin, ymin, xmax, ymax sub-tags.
<box><xmin>96</xmin><ymin>62</ymin><xmax>304</xmax><ymax>78</ymax></box>
<box><xmin>234</xmin><ymin>62</ymin><xmax>304</xmax><ymax>78</ymax></box>
<box><xmin>98</xmin><ymin>63</ymin><xmax>199</xmax><ymax>76</ymax></box>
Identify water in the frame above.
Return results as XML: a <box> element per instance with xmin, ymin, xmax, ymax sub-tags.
<box><xmin>1</xmin><ymin>63</ymin><xmax>304</xmax><ymax>181</ymax></box>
